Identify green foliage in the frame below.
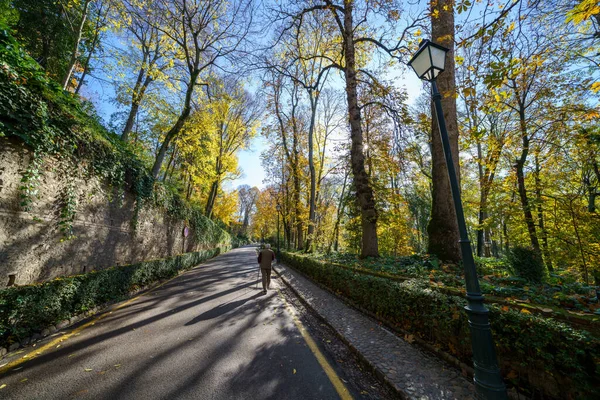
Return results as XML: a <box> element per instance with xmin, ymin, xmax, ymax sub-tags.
<box><xmin>280</xmin><ymin>251</ymin><xmax>599</xmax><ymax>397</ymax></box>
<box><xmin>0</xmin><ymin>0</ymin><xmax>18</xmax><ymax>28</ymax></box>
<box><xmin>0</xmin><ymin>246</ymin><xmax>230</xmax><ymax>347</ymax></box>
<box><xmin>6</xmin><ymin>0</ymin><xmax>92</xmax><ymax>81</ymax></box>
<box><xmin>507</xmin><ymin>246</ymin><xmax>546</xmax><ymax>283</ymax></box>
<box><xmin>0</xmin><ymin>25</ymin><xmax>233</xmax><ymax>244</ymax></box>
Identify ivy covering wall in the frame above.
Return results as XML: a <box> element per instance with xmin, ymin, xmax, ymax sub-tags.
<box><xmin>0</xmin><ymin>25</ymin><xmax>233</xmax><ymax>255</ymax></box>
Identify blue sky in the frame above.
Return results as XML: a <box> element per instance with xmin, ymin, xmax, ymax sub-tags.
<box><xmin>230</xmin><ymin>72</ymin><xmax>426</xmax><ymax>190</ymax></box>
<box><xmin>82</xmin><ymin>3</ymin><xmax>431</xmax><ymax>192</ymax></box>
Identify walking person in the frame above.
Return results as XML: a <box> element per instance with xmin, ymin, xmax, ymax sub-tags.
<box><xmin>257</xmin><ymin>244</ymin><xmax>276</xmax><ymax>294</ymax></box>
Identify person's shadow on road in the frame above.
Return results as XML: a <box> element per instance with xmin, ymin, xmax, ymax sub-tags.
<box><xmin>184</xmin><ymin>292</ymin><xmax>263</xmax><ymax>325</ymax></box>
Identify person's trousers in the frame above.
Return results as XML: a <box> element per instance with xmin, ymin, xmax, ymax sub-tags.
<box><xmin>261</xmin><ymin>268</ymin><xmax>271</xmax><ymax>291</ymax></box>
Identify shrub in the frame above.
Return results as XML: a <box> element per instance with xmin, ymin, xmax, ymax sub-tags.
<box><xmin>0</xmin><ymin>246</ymin><xmax>229</xmax><ymax>347</ymax></box>
<box><xmin>279</xmin><ymin>251</ymin><xmax>599</xmax><ymax>398</ymax></box>
<box><xmin>507</xmin><ymin>246</ymin><xmax>545</xmax><ymax>283</ymax></box>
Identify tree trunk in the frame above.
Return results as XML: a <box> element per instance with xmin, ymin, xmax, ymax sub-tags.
<box><xmin>205</xmin><ymin>180</ymin><xmax>219</xmax><ymax>219</ymax></box>
<box><xmin>329</xmin><ymin>170</ymin><xmax>349</xmax><ymax>253</ymax></box>
<box><xmin>476</xmin><ymin>140</ymin><xmax>485</xmax><ymax>257</ymax></box>
<box><xmin>293</xmin><ymin>163</ymin><xmax>304</xmax><ymax>250</ymax></box>
<box><xmin>306</xmin><ymin>95</ymin><xmax>318</xmax><ymax>252</ymax></box>
<box><xmin>162</xmin><ymin>145</ymin><xmax>178</xmax><ymax>182</ymax></box>
<box><xmin>342</xmin><ymin>1</ymin><xmax>378</xmax><ymax>257</ymax></box>
<box><xmin>515</xmin><ymin>108</ymin><xmax>541</xmax><ymax>255</ymax></box>
<box><xmin>151</xmin><ymin>71</ymin><xmax>198</xmax><ymax>178</ymax></box>
<box><xmin>75</xmin><ymin>29</ymin><xmax>100</xmax><ymax>95</ymax></box>
<box><xmin>427</xmin><ymin>0</ymin><xmax>460</xmax><ymax>262</ymax></box>
<box><xmin>62</xmin><ymin>0</ymin><xmax>91</xmax><ymax>91</ymax></box>
<box><xmin>502</xmin><ymin>217</ymin><xmax>510</xmax><ymax>254</ymax></box>
<box><xmin>122</xmin><ymin>75</ymin><xmax>153</xmax><ymax>141</ymax></box>
<box><xmin>534</xmin><ymin>153</ymin><xmax>553</xmax><ymax>272</ymax></box>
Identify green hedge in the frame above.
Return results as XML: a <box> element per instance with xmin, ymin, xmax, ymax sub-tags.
<box><xmin>280</xmin><ymin>251</ymin><xmax>600</xmax><ymax>398</ymax></box>
<box><xmin>0</xmin><ymin>246</ymin><xmax>229</xmax><ymax>348</ymax></box>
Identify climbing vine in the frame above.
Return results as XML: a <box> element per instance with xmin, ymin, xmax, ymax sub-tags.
<box><xmin>18</xmin><ymin>151</ymin><xmax>43</xmax><ymax>211</ymax></box>
<box><xmin>0</xmin><ymin>25</ymin><xmax>231</xmax><ymax>245</ymax></box>
<box><xmin>58</xmin><ymin>179</ymin><xmax>77</xmax><ymax>240</ymax></box>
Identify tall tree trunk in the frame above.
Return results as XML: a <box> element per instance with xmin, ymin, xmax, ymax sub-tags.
<box><xmin>122</xmin><ymin>75</ymin><xmax>153</xmax><ymax>141</ymax></box>
<box><xmin>162</xmin><ymin>144</ymin><xmax>178</xmax><ymax>182</ymax></box>
<box><xmin>151</xmin><ymin>71</ymin><xmax>198</xmax><ymax>178</ymax></box>
<box><xmin>293</xmin><ymin>163</ymin><xmax>304</xmax><ymax>250</ymax></box>
<box><xmin>342</xmin><ymin>1</ymin><xmax>378</xmax><ymax>257</ymax></box>
<box><xmin>75</xmin><ymin>29</ymin><xmax>100</xmax><ymax>95</ymax></box>
<box><xmin>62</xmin><ymin>0</ymin><xmax>91</xmax><ymax>91</ymax></box>
<box><xmin>477</xmin><ymin>197</ymin><xmax>488</xmax><ymax>257</ymax></box>
<box><xmin>329</xmin><ymin>170</ymin><xmax>349</xmax><ymax>253</ymax></box>
<box><xmin>476</xmin><ymin>140</ymin><xmax>485</xmax><ymax>257</ymax></box>
<box><xmin>306</xmin><ymin>95</ymin><xmax>318</xmax><ymax>252</ymax></box>
<box><xmin>206</xmin><ymin>180</ymin><xmax>219</xmax><ymax>219</ymax></box>
<box><xmin>515</xmin><ymin>107</ymin><xmax>542</xmax><ymax>255</ymax></box>
<box><xmin>502</xmin><ymin>217</ymin><xmax>510</xmax><ymax>254</ymax></box>
<box><xmin>427</xmin><ymin>0</ymin><xmax>460</xmax><ymax>262</ymax></box>
<box><xmin>534</xmin><ymin>153</ymin><xmax>553</xmax><ymax>272</ymax></box>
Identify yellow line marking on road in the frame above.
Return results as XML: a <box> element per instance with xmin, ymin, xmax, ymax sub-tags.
<box><xmin>0</xmin><ymin>271</ymin><xmax>189</xmax><ymax>376</ymax></box>
<box><xmin>277</xmin><ymin>289</ymin><xmax>353</xmax><ymax>400</ymax></box>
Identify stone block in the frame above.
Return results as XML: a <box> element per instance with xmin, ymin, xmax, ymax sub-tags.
<box><xmin>56</xmin><ymin>320</ymin><xmax>69</xmax><ymax>330</ymax></box>
<box><xmin>48</xmin><ymin>325</ymin><xmax>57</xmax><ymax>334</ymax></box>
<box><xmin>41</xmin><ymin>328</ymin><xmax>50</xmax><ymax>337</ymax></box>
<box><xmin>8</xmin><ymin>342</ymin><xmax>19</xmax><ymax>352</ymax></box>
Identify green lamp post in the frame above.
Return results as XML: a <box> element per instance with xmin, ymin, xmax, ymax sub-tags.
<box><xmin>276</xmin><ymin>203</ymin><xmax>281</xmax><ymax>256</ymax></box>
<box><xmin>408</xmin><ymin>39</ymin><xmax>507</xmax><ymax>399</ymax></box>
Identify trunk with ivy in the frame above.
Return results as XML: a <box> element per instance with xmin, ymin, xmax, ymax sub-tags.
<box><xmin>341</xmin><ymin>1</ymin><xmax>378</xmax><ymax>257</ymax></box>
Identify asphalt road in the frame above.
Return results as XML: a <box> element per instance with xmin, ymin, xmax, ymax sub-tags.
<box><xmin>0</xmin><ymin>247</ymin><xmax>345</xmax><ymax>399</ymax></box>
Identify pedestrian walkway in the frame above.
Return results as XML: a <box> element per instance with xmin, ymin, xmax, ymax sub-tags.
<box><xmin>274</xmin><ymin>262</ymin><xmax>476</xmax><ymax>400</ymax></box>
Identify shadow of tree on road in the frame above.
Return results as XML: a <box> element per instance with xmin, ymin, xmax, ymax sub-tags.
<box><xmin>185</xmin><ymin>292</ymin><xmax>263</xmax><ymax>324</ymax></box>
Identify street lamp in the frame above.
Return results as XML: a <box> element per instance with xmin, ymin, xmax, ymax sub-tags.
<box><xmin>276</xmin><ymin>204</ymin><xmax>281</xmax><ymax>256</ymax></box>
<box><xmin>408</xmin><ymin>39</ymin><xmax>507</xmax><ymax>399</ymax></box>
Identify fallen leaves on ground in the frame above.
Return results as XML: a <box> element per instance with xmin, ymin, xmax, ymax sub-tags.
<box><xmin>84</xmin><ymin>368</ymin><xmax>93</xmax><ymax>372</ymax></box>
<box><xmin>293</xmin><ymin>369</ymin><xmax>296</xmax><ymax>374</ymax></box>
<box><xmin>0</xmin><ymin>384</ymin><xmax>6</xmax><ymax>389</ymax></box>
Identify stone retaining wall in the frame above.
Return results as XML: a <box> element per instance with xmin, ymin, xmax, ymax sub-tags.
<box><xmin>0</xmin><ymin>137</ymin><xmax>214</xmax><ymax>285</ymax></box>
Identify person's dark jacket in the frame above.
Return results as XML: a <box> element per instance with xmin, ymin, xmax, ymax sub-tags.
<box><xmin>258</xmin><ymin>248</ymin><xmax>275</xmax><ymax>269</ymax></box>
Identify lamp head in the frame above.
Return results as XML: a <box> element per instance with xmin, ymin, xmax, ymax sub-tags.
<box><xmin>407</xmin><ymin>39</ymin><xmax>449</xmax><ymax>81</ymax></box>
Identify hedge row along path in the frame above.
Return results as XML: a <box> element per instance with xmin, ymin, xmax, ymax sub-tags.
<box><xmin>0</xmin><ymin>247</ymin><xmax>350</xmax><ymax>399</ymax></box>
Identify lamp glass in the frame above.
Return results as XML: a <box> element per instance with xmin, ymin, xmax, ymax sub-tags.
<box><xmin>408</xmin><ymin>39</ymin><xmax>450</xmax><ymax>81</ymax></box>
<box><xmin>430</xmin><ymin>45</ymin><xmax>447</xmax><ymax>77</ymax></box>
<box><xmin>408</xmin><ymin>45</ymin><xmax>431</xmax><ymax>80</ymax></box>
